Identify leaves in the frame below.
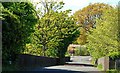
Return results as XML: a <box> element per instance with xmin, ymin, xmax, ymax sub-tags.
<box><xmin>30</xmin><ymin>0</ymin><xmax>79</xmax><ymax>57</ymax></box>
<box><xmin>74</xmin><ymin>3</ymin><xmax>112</xmax><ymax>45</ymax></box>
<box><xmin>2</xmin><ymin>2</ymin><xmax>37</xmax><ymax>63</ymax></box>
<box><xmin>87</xmin><ymin>8</ymin><xmax>119</xmax><ymax>59</ymax></box>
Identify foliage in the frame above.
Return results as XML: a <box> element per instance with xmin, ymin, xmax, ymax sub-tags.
<box><xmin>87</xmin><ymin>7</ymin><xmax>119</xmax><ymax>59</ymax></box>
<box><xmin>2</xmin><ymin>63</ymin><xmax>19</xmax><ymax>71</ymax></box>
<box><xmin>74</xmin><ymin>46</ymin><xmax>89</xmax><ymax>56</ymax></box>
<box><xmin>31</xmin><ymin>0</ymin><xmax>79</xmax><ymax>57</ymax></box>
<box><xmin>23</xmin><ymin>44</ymin><xmax>43</xmax><ymax>56</ymax></box>
<box><xmin>65</xmin><ymin>51</ymin><xmax>71</xmax><ymax>57</ymax></box>
<box><xmin>106</xmin><ymin>69</ymin><xmax>120</xmax><ymax>73</ymax></box>
<box><xmin>74</xmin><ymin>3</ymin><xmax>112</xmax><ymax>45</ymax></box>
<box><xmin>97</xmin><ymin>64</ymin><xmax>103</xmax><ymax>70</ymax></box>
<box><xmin>2</xmin><ymin>2</ymin><xmax>37</xmax><ymax>63</ymax></box>
<box><xmin>45</xmin><ymin>48</ymin><xmax>58</xmax><ymax>57</ymax></box>
<box><xmin>77</xmin><ymin>28</ymin><xmax>87</xmax><ymax>45</ymax></box>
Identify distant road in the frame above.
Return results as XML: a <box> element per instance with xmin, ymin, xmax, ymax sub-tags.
<box><xmin>68</xmin><ymin>56</ymin><xmax>92</xmax><ymax>65</ymax></box>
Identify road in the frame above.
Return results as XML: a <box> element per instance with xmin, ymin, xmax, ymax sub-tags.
<box><xmin>32</xmin><ymin>56</ymin><xmax>100</xmax><ymax>73</ymax></box>
<box><xmin>68</xmin><ymin>56</ymin><xmax>92</xmax><ymax>65</ymax></box>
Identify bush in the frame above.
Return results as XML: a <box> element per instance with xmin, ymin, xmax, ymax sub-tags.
<box><xmin>74</xmin><ymin>46</ymin><xmax>89</xmax><ymax>56</ymax></box>
<box><xmin>109</xmin><ymin>52</ymin><xmax>120</xmax><ymax>60</ymax></box>
<box><xmin>2</xmin><ymin>64</ymin><xmax>19</xmax><ymax>71</ymax></box>
<box><xmin>65</xmin><ymin>51</ymin><xmax>71</xmax><ymax>57</ymax></box>
<box><xmin>45</xmin><ymin>48</ymin><xmax>58</xmax><ymax>58</ymax></box>
<box><xmin>97</xmin><ymin>64</ymin><xmax>103</xmax><ymax>70</ymax></box>
<box><xmin>23</xmin><ymin>44</ymin><xmax>43</xmax><ymax>56</ymax></box>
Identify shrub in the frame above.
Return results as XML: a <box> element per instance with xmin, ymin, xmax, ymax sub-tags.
<box><xmin>65</xmin><ymin>51</ymin><xmax>71</xmax><ymax>57</ymax></box>
<box><xmin>74</xmin><ymin>46</ymin><xmax>89</xmax><ymax>56</ymax></box>
<box><xmin>97</xmin><ymin>64</ymin><xmax>103</xmax><ymax>70</ymax></box>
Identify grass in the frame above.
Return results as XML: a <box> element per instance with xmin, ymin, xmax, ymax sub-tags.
<box><xmin>106</xmin><ymin>69</ymin><xmax>120</xmax><ymax>73</ymax></box>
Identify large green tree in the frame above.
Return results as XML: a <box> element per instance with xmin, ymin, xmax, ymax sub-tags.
<box><xmin>74</xmin><ymin>3</ymin><xmax>112</xmax><ymax>45</ymax></box>
<box><xmin>2</xmin><ymin>2</ymin><xmax>37</xmax><ymax>64</ymax></box>
<box><xmin>30</xmin><ymin>0</ymin><xmax>79</xmax><ymax>57</ymax></box>
<box><xmin>87</xmin><ymin>7</ymin><xmax>120</xmax><ymax>60</ymax></box>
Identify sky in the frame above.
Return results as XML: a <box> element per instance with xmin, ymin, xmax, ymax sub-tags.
<box><xmin>32</xmin><ymin>0</ymin><xmax>120</xmax><ymax>14</ymax></box>
<box><xmin>61</xmin><ymin>0</ymin><xmax>120</xmax><ymax>14</ymax></box>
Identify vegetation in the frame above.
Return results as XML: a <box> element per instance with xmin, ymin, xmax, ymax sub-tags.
<box><xmin>2</xmin><ymin>2</ymin><xmax>37</xmax><ymax>64</ymax></box>
<box><xmin>2</xmin><ymin>0</ymin><xmax>79</xmax><ymax>65</ymax></box>
<box><xmin>106</xmin><ymin>69</ymin><xmax>120</xmax><ymax>73</ymax></box>
<box><xmin>2</xmin><ymin>0</ymin><xmax>119</xmax><ymax>71</ymax></box>
<box><xmin>23</xmin><ymin>43</ymin><xmax>44</xmax><ymax>56</ymax></box>
<box><xmin>74</xmin><ymin>3</ymin><xmax>112</xmax><ymax>45</ymax></box>
<box><xmin>2</xmin><ymin>64</ymin><xmax>19</xmax><ymax>71</ymax></box>
<box><xmin>25</xmin><ymin>0</ymin><xmax>79</xmax><ymax>58</ymax></box>
<box><xmin>97</xmin><ymin>64</ymin><xmax>103</xmax><ymax>70</ymax></box>
<box><xmin>87</xmin><ymin>7</ymin><xmax>120</xmax><ymax>60</ymax></box>
<box><xmin>74</xmin><ymin>46</ymin><xmax>89</xmax><ymax>56</ymax></box>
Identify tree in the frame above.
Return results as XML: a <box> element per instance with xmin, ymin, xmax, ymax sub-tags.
<box><xmin>31</xmin><ymin>0</ymin><xmax>79</xmax><ymax>57</ymax></box>
<box><xmin>74</xmin><ymin>3</ymin><xmax>112</xmax><ymax>45</ymax></box>
<box><xmin>2</xmin><ymin>2</ymin><xmax>37</xmax><ymax>64</ymax></box>
<box><xmin>54</xmin><ymin>12</ymin><xmax>79</xmax><ymax>58</ymax></box>
<box><xmin>87</xmin><ymin>7</ymin><xmax>120</xmax><ymax>60</ymax></box>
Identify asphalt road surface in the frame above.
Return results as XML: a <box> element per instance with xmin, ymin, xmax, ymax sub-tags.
<box><xmin>32</xmin><ymin>56</ymin><xmax>99</xmax><ymax>73</ymax></box>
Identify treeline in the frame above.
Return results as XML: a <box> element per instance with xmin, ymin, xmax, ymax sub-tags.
<box><xmin>74</xmin><ymin>3</ymin><xmax>120</xmax><ymax>61</ymax></box>
<box><xmin>2</xmin><ymin>2</ymin><xmax>38</xmax><ymax>64</ymax></box>
<box><xmin>1</xmin><ymin>0</ymin><xmax>120</xmax><ymax>65</ymax></box>
<box><xmin>1</xmin><ymin>0</ymin><xmax>79</xmax><ymax>64</ymax></box>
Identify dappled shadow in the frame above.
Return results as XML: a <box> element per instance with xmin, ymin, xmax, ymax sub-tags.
<box><xmin>67</xmin><ymin>56</ymin><xmax>94</xmax><ymax>67</ymax></box>
<box><xmin>32</xmin><ymin>67</ymin><xmax>86</xmax><ymax>73</ymax></box>
<box><xmin>2</xmin><ymin>67</ymin><xmax>87</xmax><ymax>73</ymax></box>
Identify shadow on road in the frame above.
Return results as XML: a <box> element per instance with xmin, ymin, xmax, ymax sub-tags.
<box><xmin>2</xmin><ymin>68</ymin><xmax>87</xmax><ymax>73</ymax></box>
<box><xmin>65</xmin><ymin>63</ymin><xmax>94</xmax><ymax>67</ymax></box>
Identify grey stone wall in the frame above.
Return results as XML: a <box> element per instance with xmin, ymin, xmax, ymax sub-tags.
<box><xmin>16</xmin><ymin>54</ymin><xmax>70</xmax><ymax>70</ymax></box>
<box><xmin>98</xmin><ymin>56</ymin><xmax>120</xmax><ymax>70</ymax></box>
<box><xmin>17</xmin><ymin>54</ymin><xmax>57</xmax><ymax>70</ymax></box>
<box><xmin>98</xmin><ymin>56</ymin><xmax>109</xmax><ymax>71</ymax></box>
